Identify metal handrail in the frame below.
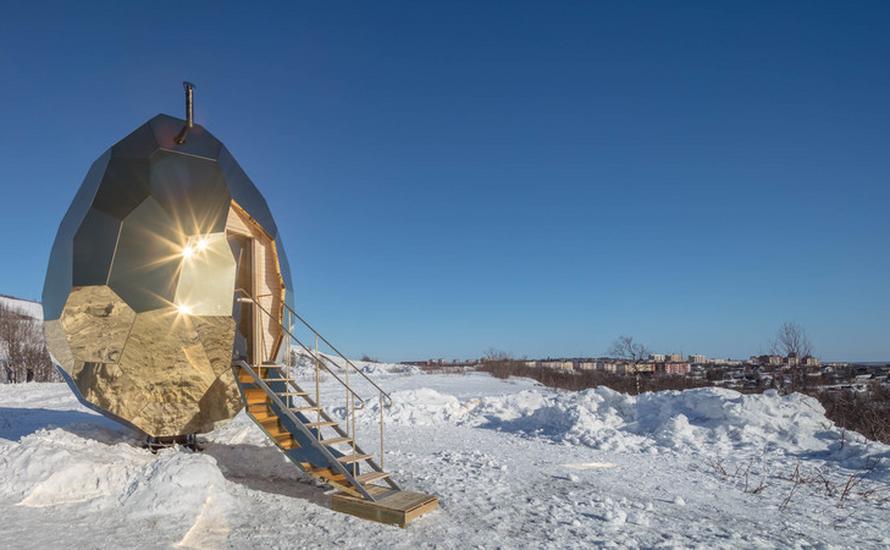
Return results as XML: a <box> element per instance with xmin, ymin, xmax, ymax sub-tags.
<box><xmin>280</xmin><ymin>300</ymin><xmax>394</xmax><ymax>406</ymax></box>
<box><xmin>235</xmin><ymin>360</ymin><xmax>377</xmax><ymax>501</ymax></box>
<box><xmin>234</xmin><ymin>288</ymin><xmax>366</xmax><ymax>409</ymax></box>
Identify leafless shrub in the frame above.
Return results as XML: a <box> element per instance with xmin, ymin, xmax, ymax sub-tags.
<box><xmin>813</xmin><ymin>384</ymin><xmax>890</xmax><ymax>444</ymax></box>
<box><xmin>770</xmin><ymin>322</ymin><xmax>813</xmax><ymax>358</ymax></box>
<box><xmin>477</xmin><ymin>349</ymin><xmax>707</xmax><ymax>395</ymax></box>
<box><xmin>0</xmin><ymin>302</ymin><xmax>56</xmax><ymax>383</ymax></box>
<box><xmin>608</xmin><ymin>336</ymin><xmax>650</xmax><ymax>362</ymax></box>
<box><xmin>706</xmin><ymin>457</ymin><xmax>729</xmax><ymax>477</ymax></box>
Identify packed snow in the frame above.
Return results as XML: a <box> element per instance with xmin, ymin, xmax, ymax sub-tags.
<box><xmin>1</xmin><ymin>372</ymin><xmax>889</xmax><ymax>548</ymax></box>
<box><xmin>0</xmin><ymin>294</ymin><xmax>42</xmax><ymax>320</ymax></box>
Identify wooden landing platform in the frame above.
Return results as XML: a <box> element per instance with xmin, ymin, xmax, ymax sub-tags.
<box><xmin>331</xmin><ymin>485</ymin><xmax>439</xmax><ymax>527</ymax></box>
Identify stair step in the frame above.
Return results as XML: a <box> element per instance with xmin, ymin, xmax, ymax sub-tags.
<box><xmin>258</xmin><ymin>416</ymin><xmax>279</xmax><ymax>427</ymax></box>
<box><xmin>279</xmin><ymin>438</ymin><xmax>297</xmax><ymax>450</ymax></box>
<box><xmin>261</xmin><ymin>377</ymin><xmax>298</xmax><ymax>382</ymax></box>
<box><xmin>278</xmin><ymin>391</ymin><xmax>308</xmax><ymax>397</ymax></box>
<box><xmin>355</xmin><ymin>471</ymin><xmax>391</xmax><ymax>484</ymax></box>
<box><xmin>321</xmin><ymin>437</ymin><xmax>352</xmax><ymax>446</ymax></box>
<box><xmin>268</xmin><ymin>428</ymin><xmax>291</xmax><ymax>440</ymax></box>
<box><xmin>246</xmin><ymin>394</ymin><xmax>268</xmax><ymax>405</ymax></box>
<box><xmin>305</xmin><ymin>421</ymin><xmax>338</xmax><ymax>429</ymax></box>
<box><xmin>338</xmin><ymin>453</ymin><xmax>372</xmax><ymax>464</ymax></box>
<box><xmin>290</xmin><ymin>406</ymin><xmax>319</xmax><ymax>413</ymax></box>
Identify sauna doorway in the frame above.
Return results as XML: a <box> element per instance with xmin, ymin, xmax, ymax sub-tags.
<box><xmin>226</xmin><ymin>202</ymin><xmax>286</xmax><ymax>366</ymax></box>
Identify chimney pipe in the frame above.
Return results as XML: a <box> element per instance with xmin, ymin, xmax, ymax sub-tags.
<box><xmin>174</xmin><ymin>81</ymin><xmax>196</xmax><ymax>144</ymax></box>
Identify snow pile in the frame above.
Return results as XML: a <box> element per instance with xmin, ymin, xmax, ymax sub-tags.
<box><xmin>476</xmin><ymin>387</ymin><xmax>890</xmax><ymax>471</ymax></box>
<box><xmin>0</xmin><ymin>294</ymin><xmax>42</xmax><ymax>320</ymax></box>
<box><xmin>352</xmin><ymin>385</ymin><xmax>889</xmax><ymax>475</ymax></box>
<box><xmin>356</xmin><ymin>361</ymin><xmax>421</xmax><ymax>376</ymax></box>
<box><xmin>349</xmin><ymin>388</ymin><xmax>474</xmax><ymax>426</ymax></box>
<box><xmin>0</xmin><ymin>428</ymin><xmax>236</xmax><ymax>521</ymax></box>
<box><xmin>290</xmin><ymin>350</ymin><xmax>421</xmax><ymax>377</ymax></box>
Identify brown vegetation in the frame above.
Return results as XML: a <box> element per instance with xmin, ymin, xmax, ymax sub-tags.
<box><xmin>812</xmin><ymin>383</ymin><xmax>890</xmax><ymax>444</ymax></box>
<box><xmin>0</xmin><ymin>302</ymin><xmax>56</xmax><ymax>383</ymax></box>
<box><xmin>478</xmin><ymin>351</ymin><xmax>707</xmax><ymax>395</ymax></box>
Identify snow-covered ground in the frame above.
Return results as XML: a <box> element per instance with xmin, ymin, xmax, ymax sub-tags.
<box><xmin>1</xmin><ymin>371</ymin><xmax>889</xmax><ymax>548</ymax></box>
<box><xmin>0</xmin><ymin>294</ymin><xmax>42</xmax><ymax>320</ymax></box>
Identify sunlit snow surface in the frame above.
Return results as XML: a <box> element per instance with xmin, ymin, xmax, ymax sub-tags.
<box><xmin>1</xmin><ymin>371</ymin><xmax>889</xmax><ymax>549</ymax></box>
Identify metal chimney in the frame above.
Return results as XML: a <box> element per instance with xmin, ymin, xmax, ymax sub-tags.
<box><xmin>174</xmin><ymin>81</ymin><xmax>196</xmax><ymax>144</ymax></box>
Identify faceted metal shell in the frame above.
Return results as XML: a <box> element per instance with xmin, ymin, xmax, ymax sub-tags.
<box><xmin>42</xmin><ymin>114</ymin><xmax>291</xmax><ymax>437</ymax></box>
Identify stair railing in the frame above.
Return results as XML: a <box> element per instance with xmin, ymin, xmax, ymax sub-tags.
<box><xmin>235</xmin><ymin>359</ymin><xmax>378</xmax><ymax>501</ymax></box>
<box><xmin>235</xmin><ymin>288</ymin><xmax>366</xmax><ymax>408</ymax></box>
<box><xmin>234</xmin><ymin>288</ymin><xmax>394</xmax><ymax>477</ymax></box>
<box><xmin>281</xmin><ymin>300</ymin><xmax>394</xmax><ymax>407</ymax></box>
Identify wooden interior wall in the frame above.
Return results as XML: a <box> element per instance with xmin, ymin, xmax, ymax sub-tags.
<box><xmin>225</xmin><ymin>202</ymin><xmax>285</xmax><ymax>364</ymax></box>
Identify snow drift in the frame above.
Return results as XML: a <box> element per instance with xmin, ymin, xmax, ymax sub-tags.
<box><xmin>0</xmin><ymin>428</ymin><xmax>235</xmax><ymax>520</ymax></box>
<box><xmin>360</xmin><ymin>386</ymin><xmax>890</xmax><ymax>477</ymax></box>
<box><xmin>290</xmin><ymin>350</ymin><xmax>421</xmax><ymax>377</ymax></box>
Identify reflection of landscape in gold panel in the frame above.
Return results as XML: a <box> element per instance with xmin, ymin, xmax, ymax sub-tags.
<box><xmin>45</xmin><ymin>286</ymin><xmax>240</xmax><ymax>436</ymax></box>
<box><xmin>58</xmin><ymin>286</ymin><xmax>135</xmax><ymax>365</ymax></box>
<box><xmin>42</xmin><ymin>114</ymin><xmax>291</xmax><ymax>438</ymax></box>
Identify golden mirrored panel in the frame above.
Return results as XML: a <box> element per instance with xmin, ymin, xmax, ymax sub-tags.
<box><xmin>59</xmin><ymin>286</ymin><xmax>135</xmax><ymax>365</ymax></box>
<box><xmin>43</xmin><ymin>320</ymin><xmax>74</xmax><ymax>373</ymax></box>
<box><xmin>42</xmin><ymin>113</ymin><xmax>292</xmax><ymax>438</ymax></box>
<box><xmin>174</xmin><ymin>232</ymin><xmax>237</xmax><ymax>316</ymax></box>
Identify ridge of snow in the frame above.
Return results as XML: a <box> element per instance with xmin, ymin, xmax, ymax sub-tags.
<box><xmin>0</xmin><ymin>294</ymin><xmax>43</xmax><ymax>320</ymax></box>
<box><xmin>354</xmin><ymin>386</ymin><xmax>889</xmax><ymax>477</ymax></box>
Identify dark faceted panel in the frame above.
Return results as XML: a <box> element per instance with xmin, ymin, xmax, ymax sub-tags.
<box><xmin>148</xmin><ymin>114</ymin><xmax>221</xmax><ymax>160</ymax></box>
<box><xmin>107</xmin><ymin>196</ymin><xmax>182</xmax><ymax>312</ymax></box>
<box><xmin>110</xmin><ymin>122</ymin><xmax>159</xmax><ymax>159</ymax></box>
<box><xmin>218</xmin><ymin>146</ymin><xmax>278</xmax><ymax>238</ymax></box>
<box><xmin>149</xmin><ymin>151</ymin><xmax>231</xmax><ymax>235</ymax></box>
<box><xmin>91</xmin><ymin>157</ymin><xmax>152</xmax><ymax>220</ymax></box>
<box><xmin>72</xmin><ymin>208</ymin><xmax>121</xmax><ymax>286</ymax></box>
<box><xmin>42</xmin><ymin>150</ymin><xmax>112</xmax><ymax>320</ymax></box>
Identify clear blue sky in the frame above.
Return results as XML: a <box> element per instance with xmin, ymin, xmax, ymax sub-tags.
<box><xmin>1</xmin><ymin>2</ymin><xmax>888</xmax><ymax>362</ymax></box>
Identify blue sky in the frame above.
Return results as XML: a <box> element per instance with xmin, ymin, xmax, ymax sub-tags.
<box><xmin>0</xmin><ymin>2</ymin><xmax>888</xmax><ymax>362</ymax></box>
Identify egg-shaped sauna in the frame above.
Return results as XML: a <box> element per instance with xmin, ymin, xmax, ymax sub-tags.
<box><xmin>42</xmin><ymin>86</ymin><xmax>293</xmax><ymax>439</ymax></box>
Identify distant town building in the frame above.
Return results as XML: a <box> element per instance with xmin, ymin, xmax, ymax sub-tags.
<box><xmin>541</xmin><ymin>360</ymin><xmax>573</xmax><ymax>371</ymax></box>
<box><xmin>662</xmin><ymin>362</ymin><xmax>691</xmax><ymax>376</ymax></box>
<box><xmin>688</xmin><ymin>354</ymin><xmax>707</xmax><ymax>364</ymax></box>
<box><xmin>802</xmin><ymin>355</ymin><xmax>820</xmax><ymax>367</ymax></box>
<box><xmin>649</xmin><ymin>353</ymin><xmax>666</xmax><ymax>362</ymax></box>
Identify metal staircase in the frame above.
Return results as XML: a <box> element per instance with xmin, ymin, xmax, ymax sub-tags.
<box><xmin>232</xmin><ymin>290</ymin><xmax>438</xmax><ymax>526</ymax></box>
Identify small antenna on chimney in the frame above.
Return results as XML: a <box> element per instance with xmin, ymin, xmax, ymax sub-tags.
<box><xmin>174</xmin><ymin>81</ymin><xmax>196</xmax><ymax>144</ymax></box>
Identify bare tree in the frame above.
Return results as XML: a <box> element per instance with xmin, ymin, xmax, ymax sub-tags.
<box><xmin>770</xmin><ymin>322</ymin><xmax>813</xmax><ymax>358</ymax></box>
<box><xmin>479</xmin><ymin>349</ymin><xmax>521</xmax><ymax>379</ymax></box>
<box><xmin>608</xmin><ymin>336</ymin><xmax>650</xmax><ymax>362</ymax></box>
<box><xmin>0</xmin><ymin>301</ymin><xmax>56</xmax><ymax>383</ymax></box>
<box><xmin>482</xmin><ymin>348</ymin><xmax>513</xmax><ymax>362</ymax></box>
<box><xmin>770</xmin><ymin>322</ymin><xmax>814</xmax><ymax>390</ymax></box>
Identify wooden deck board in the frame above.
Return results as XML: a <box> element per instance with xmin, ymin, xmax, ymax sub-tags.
<box><xmin>331</xmin><ymin>490</ymin><xmax>439</xmax><ymax>527</ymax></box>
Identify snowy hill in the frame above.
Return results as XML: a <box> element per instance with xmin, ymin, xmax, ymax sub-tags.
<box><xmin>0</xmin><ymin>373</ymin><xmax>888</xmax><ymax>548</ymax></box>
<box><xmin>0</xmin><ymin>294</ymin><xmax>42</xmax><ymax>320</ymax></box>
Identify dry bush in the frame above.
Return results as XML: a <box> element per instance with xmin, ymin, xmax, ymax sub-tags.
<box><xmin>0</xmin><ymin>302</ymin><xmax>56</xmax><ymax>383</ymax></box>
<box><xmin>477</xmin><ymin>351</ymin><xmax>707</xmax><ymax>395</ymax></box>
<box><xmin>813</xmin><ymin>383</ymin><xmax>890</xmax><ymax>444</ymax></box>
